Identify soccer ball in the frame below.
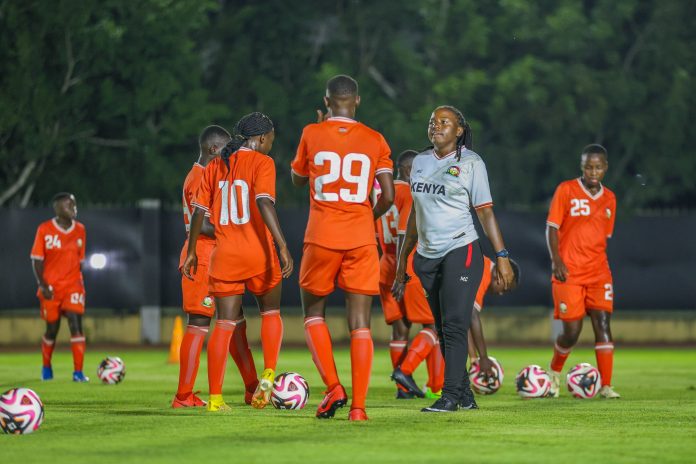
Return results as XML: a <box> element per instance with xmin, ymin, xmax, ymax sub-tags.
<box><xmin>270</xmin><ymin>372</ymin><xmax>309</xmax><ymax>410</ymax></box>
<box><xmin>566</xmin><ymin>363</ymin><xmax>601</xmax><ymax>399</ymax></box>
<box><xmin>515</xmin><ymin>365</ymin><xmax>551</xmax><ymax>398</ymax></box>
<box><xmin>0</xmin><ymin>388</ymin><xmax>44</xmax><ymax>434</ymax></box>
<box><xmin>97</xmin><ymin>356</ymin><xmax>126</xmax><ymax>385</ymax></box>
<box><xmin>469</xmin><ymin>356</ymin><xmax>504</xmax><ymax>395</ymax></box>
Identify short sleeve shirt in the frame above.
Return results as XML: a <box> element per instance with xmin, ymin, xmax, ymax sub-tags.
<box><xmin>291</xmin><ymin>117</ymin><xmax>393</xmax><ymax>250</ymax></box>
<box><xmin>375</xmin><ymin>180</ymin><xmax>413</xmax><ymax>284</ymax></box>
<box><xmin>192</xmin><ymin>148</ymin><xmax>277</xmax><ymax>281</ymax></box>
<box><xmin>179</xmin><ymin>163</ymin><xmax>216</xmax><ymax>269</ymax></box>
<box><xmin>546</xmin><ymin>178</ymin><xmax>616</xmax><ymax>285</ymax></box>
<box><xmin>474</xmin><ymin>256</ymin><xmax>495</xmax><ymax>311</ymax></box>
<box><xmin>410</xmin><ymin>148</ymin><xmax>493</xmax><ymax>259</ymax></box>
<box><xmin>30</xmin><ymin>219</ymin><xmax>85</xmax><ymax>289</ymax></box>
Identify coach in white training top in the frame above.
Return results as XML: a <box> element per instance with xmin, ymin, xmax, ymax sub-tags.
<box><xmin>393</xmin><ymin>105</ymin><xmax>514</xmax><ymax>413</ymax></box>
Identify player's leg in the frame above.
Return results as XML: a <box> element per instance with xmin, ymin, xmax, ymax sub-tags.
<box><xmin>227</xmin><ymin>307</ymin><xmax>259</xmax><ymax>405</ymax></box>
<box><xmin>41</xmin><ymin>318</ymin><xmax>60</xmax><ymax>380</ymax></box>
<box><xmin>549</xmin><ymin>282</ymin><xmax>585</xmax><ymax>397</ymax></box>
<box><xmin>390</xmin><ymin>318</ymin><xmax>413</xmax><ymax>399</ymax></box>
<box><xmin>66</xmin><ymin>312</ymin><xmax>88</xmax><ymax>382</ymax></box>
<box><xmin>393</xmin><ymin>322</ymin><xmax>436</xmax><ymax>397</ymax></box>
<box><xmin>346</xmin><ymin>291</ymin><xmax>373</xmax><ymax>421</ymax></box>
<box><xmin>299</xmin><ymin>244</ymin><xmax>346</xmax><ymax>419</ymax></box>
<box><xmin>173</xmin><ymin>313</ymin><xmax>211</xmax><ymax>408</ymax></box>
<box><xmin>425</xmin><ymin>333</ymin><xmax>445</xmax><ymax>398</ymax></box>
<box><xmin>207</xmin><ymin>291</ymin><xmax>244</xmax><ymax>411</ymax></box>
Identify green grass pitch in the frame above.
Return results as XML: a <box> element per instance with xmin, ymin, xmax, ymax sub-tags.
<box><xmin>1</xmin><ymin>347</ymin><xmax>695</xmax><ymax>463</ymax></box>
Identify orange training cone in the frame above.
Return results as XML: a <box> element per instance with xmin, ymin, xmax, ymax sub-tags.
<box><xmin>168</xmin><ymin>316</ymin><xmax>184</xmax><ymax>364</ymax></box>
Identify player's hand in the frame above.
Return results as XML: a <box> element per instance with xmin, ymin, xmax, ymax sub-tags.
<box><xmin>279</xmin><ymin>245</ymin><xmax>294</xmax><ymax>278</ymax></box>
<box><xmin>478</xmin><ymin>356</ymin><xmax>495</xmax><ymax>378</ymax></box>
<box><xmin>391</xmin><ymin>263</ymin><xmax>409</xmax><ymax>302</ymax></box>
<box><xmin>316</xmin><ymin>109</ymin><xmax>328</xmax><ymax>123</ymax></box>
<box><xmin>495</xmin><ymin>257</ymin><xmax>514</xmax><ymax>291</ymax></box>
<box><xmin>182</xmin><ymin>253</ymin><xmax>198</xmax><ymax>280</ymax></box>
<box><xmin>552</xmin><ymin>257</ymin><xmax>569</xmax><ymax>282</ymax></box>
<box><xmin>40</xmin><ymin>284</ymin><xmax>53</xmax><ymax>300</ymax></box>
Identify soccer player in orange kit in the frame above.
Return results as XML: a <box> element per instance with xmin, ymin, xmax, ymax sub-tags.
<box><xmin>172</xmin><ymin>126</ymin><xmax>260</xmax><ymax>408</ymax></box>
<box><xmin>31</xmin><ymin>193</ymin><xmax>89</xmax><ymax>382</ymax></box>
<box><xmin>546</xmin><ymin>144</ymin><xmax>620</xmax><ymax>399</ymax></box>
<box><xmin>184</xmin><ymin>112</ymin><xmax>293</xmax><ymax>411</ymax></box>
<box><xmin>291</xmin><ymin>75</ymin><xmax>394</xmax><ymax>421</ymax></box>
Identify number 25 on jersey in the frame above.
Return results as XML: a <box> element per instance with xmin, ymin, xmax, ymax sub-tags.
<box><xmin>314</xmin><ymin>151</ymin><xmax>371</xmax><ymax>203</ymax></box>
<box><xmin>570</xmin><ymin>199</ymin><xmax>590</xmax><ymax>217</ymax></box>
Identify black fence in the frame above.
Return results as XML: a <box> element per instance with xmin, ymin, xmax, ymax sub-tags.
<box><xmin>2</xmin><ymin>206</ymin><xmax>695</xmax><ymax>311</ymax></box>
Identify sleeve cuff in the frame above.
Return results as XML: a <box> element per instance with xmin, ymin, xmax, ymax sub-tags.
<box><xmin>474</xmin><ymin>302</ymin><xmax>482</xmax><ymax>312</ymax></box>
<box><xmin>255</xmin><ymin>193</ymin><xmax>276</xmax><ymax>204</ymax></box>
<box><xmin>191</xmin><ymin>202</ymin><xmax>209</xmax><ymax>213</ymax></box>
<box><xmin>474</xmin><ymin>202</ymin><xmax>493</xmax><ymax>210</ymax></box>
<box><xmin>546</xmin><ymin>221</ymin><xmax>560</xmax><ymax>229</ymax></box>
<box><xmin>291</xmin><ymin>168</ymin><xmax>308</xmax><ymax>178</ymax></box>
<box><xmin>375</xmin><ymin>168</ymin><xmax>393</xmax><ymax>176</ymax></box>
<box><xmin>30</xmin><ymin>255</ymin><xmax>44</xmax><ymax>261</ymax></box>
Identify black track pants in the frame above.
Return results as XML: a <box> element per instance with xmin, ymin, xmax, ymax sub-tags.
<box><xmin>413</xmin><ymin>241</ymin><xmax>483</xmax><ymax>401</ymax></box>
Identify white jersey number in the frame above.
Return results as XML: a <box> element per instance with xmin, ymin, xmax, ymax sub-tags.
<box><xmin>570</xmin><ymin>199</ymin><xmax>590</xmax><ymax>217</ymax></box>
<box><xmin>45</xmin><ymin>234</ymin><xmax>62</xmax><ymax>250</ymax></box>
<box><xmin>380</xmin><ymin>205</ymin><xmax>399</xmax><ymax>245</ymax></box>
<box><xmin>604</xmin><ymin>283</ymin><xmax>613</xmax><ymax>301</ymax></box>
<box><xmin>218</xmin><ymin>180</ymin><xmax>250</xmax><ymax>225</ymax></box>
<box><xmin>314</xmin><ymin>151</ymin><xmax>371</xmax><ymax>203</ymax></box>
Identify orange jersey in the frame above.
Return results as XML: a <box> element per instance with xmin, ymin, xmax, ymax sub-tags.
<box><xmin>179</xmin><ymin>163</ymin><xmax>216</xmax><ymax>269</ymax></box>
<box><xmin>547</xmin><ymin>178</ymin><xmax>616</xmax><ymax>285</ymax></box>
<box><xmin>30</xmin><ymin>219</ymin><xmax>86</xmax><ymax>289</ymax></box>
<box><xmin>376</xmin><ymin>180</ymin><xmax>414</xmax><ymax>284</ymax></box>
<box><xmin>291</xmin><ymin>116</ymin><xmax>393</xmax><ymax>250</ymax></box>
<box><xmin>192</xmin><ymin>147</ymin><xmax>278</xmax><ymax>281</ymax></box>
<box><xmin>474</xmin><ymin>256</ymin><xmax>494</xmax><ymax>311</ymax></box>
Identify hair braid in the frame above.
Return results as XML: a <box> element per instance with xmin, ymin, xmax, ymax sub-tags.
<box><xmin>221</xmin><ymin>112</ymin><xmax>274</xmax><ymax>172</ymax></box>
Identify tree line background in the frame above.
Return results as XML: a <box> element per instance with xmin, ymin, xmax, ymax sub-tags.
<box><xmin>1</xmin><ymin>0</ymin><xmax>694</xmax><ymax>211</ymax></box>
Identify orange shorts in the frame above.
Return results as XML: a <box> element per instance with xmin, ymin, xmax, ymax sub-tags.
<box><xmin>37</xmin><ymin>283</ymin><xmax>85</xmax><ymax>323</ymax></box>
<box><xmin>379</xmin><ymin>279</ymin><xmax>433</xmax><ymax>325</ymax></box>
<box><xmin>552</xmin><ymin>279</ymin><xmax>614</xmax><ymax>321</ymax></box>
<box><xmin>299</xmin><ymin>243</ymin><xmax>379</xmax><ymax>296</ymax></box>
<box><xmin>181</xmin><ymin>263</ymin><xmax>215</xmax><ymax>317</ymax></box>
<box><xmin>208</xmin><ymin>261</ymin><xmax>282</xmax><ymax>297</ymax></box>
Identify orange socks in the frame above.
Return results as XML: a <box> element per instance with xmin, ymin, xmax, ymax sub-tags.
<box><xmin>350</xmin><ymin>328</ymin><xmax>373</xmax><ymax>411</ymax></box>
<box><xmin>70</xmin><ymin>335</ymin><xmax>85</xmax><ymax>372</ymax></box>
<box><xmin>400</xmin><ymin>328</ymin><xmax>437</xmax><ymax>375</ymax></box>
<box><xmin>595</xmin><ymin>342</ymin><xmax>614</xmax><ymax>386</ymax></box>
<box><xmin>550</xmin><ymin>342</ymin><xmax>572</xmax><ymax>373</ymax></box>
<box><xmin>426</xmin><ymin>340</ymin><xmax>445</xmax><ymax>392</ymax></box>
<box><xmin>208</xmin><ymin>320</ymin><xmax>237</xmax><ymax>395</ymax></box>
<box><xmin>228</xmin><ymin>318</ymin><xmax>258</xmax><ymax>391</ymax></box>
<box><xmin>261</xmin><ymin>310</ymin><xmax>283</xmax><ymax>370</ymax></box>
<box><xmin>41</xmin><ymin>336</ymin><xmax>55</xmax><ymax>367</ymax></box>
<box><xmin>176</xmin><ymin>325</ymin><xmax>209</xmax><ymax>398</ymax></box>
<box><xmin>304</xmin><ymin>317</ymin><xmax>340</xmax><ymax>389</ymax></box>
<box><xmin>389</xmin><ymin>340</ymin><xmax>408</xmax><ymax>368</ymax></box>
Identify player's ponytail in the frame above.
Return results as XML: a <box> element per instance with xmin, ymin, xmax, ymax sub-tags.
<box><xmin>436</xmin><ymin>105</ymin><xmax>473</xmax><ymax>161</ymax></box>
<box><xmin>221</xmin><ymin>112</ymin><xmax>275</xmax><ymax>173</ymax></box>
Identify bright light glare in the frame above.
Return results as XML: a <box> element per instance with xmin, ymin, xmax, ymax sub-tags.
<box><xmin>89</xmin><ymin>253</ymin><xmax>107</xmax><ymax>270</ymax></box>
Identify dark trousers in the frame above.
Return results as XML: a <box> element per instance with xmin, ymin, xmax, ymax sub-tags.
<box><xmin>413</xmin><ymin>241</ymin><xmax>483</xmax><ymax>401</ymax></box>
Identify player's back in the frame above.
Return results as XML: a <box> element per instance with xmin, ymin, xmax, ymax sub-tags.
<box><xmin>193</xmin><ymin>148</ymin><xmax>277</xmax><ymax>281</ymax></box>
<box><xmin>31</xmin><ymin>219</ymin><xmax>85</xmax><ymax>288</ymax></box>
<box><xmin>179</xmin><ymin>163</ymin><xmax>215</xmax><ymax>269</ymax></box>
<box><xmin>292</xmin><ymin>117</ymin><xmax>393</xmax><ymax>250</ymax></box>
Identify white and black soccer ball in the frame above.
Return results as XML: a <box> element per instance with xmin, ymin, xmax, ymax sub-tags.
<box><xmin>97</xmin><ymin>356</ymin><xmax>126</xmax><ymax>385</ymax></box>
<box><xmin>271</xmin><ymin>372</ymin><xmax>309</xmax><ymax>410</ymax></box>
<box><xmin>566</xmin><ymin>363</ymin><xmax>601</xmax><ymax>399</ymax></box>
<box><xmin>469</xmin><ymin>356</ymin><xmax>504</xmax><ymax>395</ymax></box>
<box><xmin>515</xmin><ymin>364</ymin><xmax>551</xmax><ymax>398</ymax></box>
<box><xmin>0</xmin><ymin>388</ymin><xmax>44</xmax><ymax>435</ymax></box>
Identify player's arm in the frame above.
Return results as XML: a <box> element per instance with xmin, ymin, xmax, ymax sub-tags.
<box><xmin>373</xmin><ymin>172</ymin><xmax>394</xmax><ymax>219</ymax></box>
<box><xmin>392</xmin><ymin>210</ymin><xmax>418</xmax><ymax>301</ymax></box>
<box><xmin>469</xmin><ymin>309</ymin><xmax>494</xmax><ymax>376</ymax></box>
<box><xmin>201</xmin><ymin>215</ymin><xmax>215</xmax><ymax>238</ymax></box>
<box><xmin>476</xmin><ymin>206</ymin><xmax>514</xmax><ymax>290</ymax></box>
<box><xmin>257</xmin><ymin>197</ymin><xmax>294</xmax><ymax>278</ymax></box>
<box><xmin>546</xmin><ymin>225</ymin><xmax>568</xmax><ymax>282</ymax></box>
<box><xmin>182</xmin><ymin>208</ymin><xmax>205</xmax><ymax>279</ymax></box>
<box><xmin>291</xmin><ymin>171</ymin><xmax>308</xmax><ymax>187</ymax></box>
<box><xmin>31</xmin><ymin>259</ymin><xmax>53</xmax><ymax>299</ymax></box>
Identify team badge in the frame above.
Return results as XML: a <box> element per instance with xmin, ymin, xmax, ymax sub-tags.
<box><xmin>445</xmin><ymin>166</ymin><xmax>461</xmax><ymax>177</ymax></box>
<box><xmin>202</xmin><ymin>296</ymin><xmax>213</xmax><ymax>308</ymax></box>
<box><xmin>559</xmin><ymin>302</ymin><xmax>568</xmax><ymax>314</ymax></box>
<box><xmin>606</xmin><ymin>208</ymin><xmax>612</xmax><ymax>218</ymax></box>
<box><xmin>77</xmin><ymin>239</ymin><xmax>83</xmax><ymax>248</ymax></box>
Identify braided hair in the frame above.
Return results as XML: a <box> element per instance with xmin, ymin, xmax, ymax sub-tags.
<box><xmin>435</xmin><ymin>105</ymin><xmax>473</xmax><ymax>161</ymax></box>
<box><xmin>221</xmin><ymin>112</ymin><xmax>274</xmax><ymax>171</ymax></box>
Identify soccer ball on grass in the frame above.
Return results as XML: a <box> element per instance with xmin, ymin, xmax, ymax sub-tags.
<box><xmin>566</xmin><ymin>363</ymin><xmax>601</xmax><ymax>399</ymax></box>
<box><xmin>0</xmin><ymin>388</ymin><xmax>44</xmax><ymax>434</ymax></box>
<box><xmin>97</xmin><ymin>356</ymin><xmax>126</xmax><ymax>385</ymax></box>
<box><xmin>515</xmin><ymin>365</ymin><xmax>551</xmax><ymax>398</ymax></box>
<box><xmin>271</xmin><ymin>372</ymin><xmax>309</xmax><ymax>410</ymax></box>
<box><xmin>469</xmin><ymin>356</ymin><xmax>504</xmax><ymax>395</ymax></box>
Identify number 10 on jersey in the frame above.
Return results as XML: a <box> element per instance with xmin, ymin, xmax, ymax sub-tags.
<box><xmin>218</xmin><ymin>180</ymin><xmax>250</xmax><ymax>225</ymax></box>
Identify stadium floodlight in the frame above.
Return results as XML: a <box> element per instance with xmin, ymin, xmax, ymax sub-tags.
<box><xmin>89</xmin><ymin>253</ymin><xmax>108</xmax><ymax>270</ymax></box>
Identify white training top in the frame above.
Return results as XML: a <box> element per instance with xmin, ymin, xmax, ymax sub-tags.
<box><xmin>410</xmin><ymin>147</ymin><xmax>493</xmax><ymax>259</ymax></box>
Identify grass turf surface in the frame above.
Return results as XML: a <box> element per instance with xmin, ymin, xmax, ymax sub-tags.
<box><xmin>1</xmin><ymin>347</ymin><xmax>695</xmax><ymax>463</ymax></box>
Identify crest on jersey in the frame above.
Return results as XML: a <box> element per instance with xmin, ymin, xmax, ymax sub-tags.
<box><xmin>445</xmin><ymin>166</ymin><xmax>461</xmax><ymax>177</ymax></box>
<box><xmin>559</xmin><ymin>302</ymin><xmax>568</xmax><ymax>314</ymax></box>
<box><xmin>77</xmin><ymin>239</ymin><xmax>83</xmax><ymax>248</ymax></box>
<box><xmin>606</xmin><ymin>208</ymin><xmax>611</xmax><ymax>218</ymax></box>
<box><xmin>202</xmin><ymin>296</ymin><xmax>213</xmax><ymax>308</ymax></box>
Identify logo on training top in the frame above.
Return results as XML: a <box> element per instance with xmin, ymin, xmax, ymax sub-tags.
<box><xmin>446</xmin><ymin>166</ymin><xmax>460</xmax><ymax>177</ymax></box>
<box><xmin>606</xmin><ymin>208</ymin><xmax>611</xmax><ymax>218</ymax></box>
<box><xmin>202</xmin><ymin>296</ymin><xmax>213</xmax><ymax>308</ymax></box>
<box><xmin>77</xmin><ymin>239</ymin><xmax>83</xmax><ymax>248</ymax></box>
<box><xmin>411</xmin><ymin>182</ymin><xmax>445</xmax><ymax>196</ymax></box>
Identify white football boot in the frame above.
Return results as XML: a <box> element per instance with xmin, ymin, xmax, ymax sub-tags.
<box><xmin>549</xmin><ymin>369</ymin><xmax>561</xmax><ymax>398</ymax></box>
<box><xmin>599</xmin><ymin>385</ymin><xmax>621</xmax><ymax>399</ymax></box>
